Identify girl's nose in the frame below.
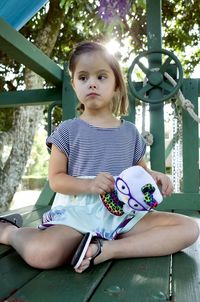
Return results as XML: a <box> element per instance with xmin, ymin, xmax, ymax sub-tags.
<box><xmin>88</xmin><ymin>79</ymin><xmax>97</xmax><ymax>89</ymax></box>
<box><xmin>89</xmin><ymin>83</ymin><xmax>97</xmax><ymax>89</ymax></box>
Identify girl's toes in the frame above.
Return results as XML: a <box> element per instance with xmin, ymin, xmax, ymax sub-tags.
<box><xmin>75</xmin><ymin>258</ymin><xmax>91</xmax><ymax>273</ymax></box>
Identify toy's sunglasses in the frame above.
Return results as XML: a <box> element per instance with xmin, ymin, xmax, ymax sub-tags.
<box><xmin>115</xmin><ymin>177</ymin><xmax>151</xmax><ymax>211</ymax></box>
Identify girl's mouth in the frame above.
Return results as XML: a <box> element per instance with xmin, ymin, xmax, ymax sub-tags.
<box><xmin>87</xmin><ymin>92</ymin><xmax>99</xmax><ymax>97</ymax></box>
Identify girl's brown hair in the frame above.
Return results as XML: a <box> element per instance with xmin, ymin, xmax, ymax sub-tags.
<box><xmin>68</xmin><ymin>41</ymin><xmax>129</xmax><ymax>116</ymax></box>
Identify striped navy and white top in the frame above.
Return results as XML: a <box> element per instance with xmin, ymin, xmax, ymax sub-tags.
<box><xmin>46</xmin><ymin>118</ymin><xmax>146</xmax><ymax>177</ymax></box>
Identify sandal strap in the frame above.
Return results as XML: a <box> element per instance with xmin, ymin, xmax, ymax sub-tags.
<box><xmin>90</xmin><ymin>237</ymin><xmax>103</xmax><ymax>266</ymax></box>
<box><xmin>0</xmin><ymin>214</ymin><xmax>22</xmax><ymax>228</ymax></box>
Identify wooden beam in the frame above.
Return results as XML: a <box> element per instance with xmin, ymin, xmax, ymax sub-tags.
<box><xmin>157</xmin><ymin>193</ymin><xmax>200</xmax><ymax>210</ymax></box>
<box><xmin>0</xmin><ymin>88</ymin><xmax>61</xmax><ymax>107</ymax></box>
<box><xmin>0</xmin><ymin>18</ymin><xmax>62</xmax><ymax>86</ymax></box>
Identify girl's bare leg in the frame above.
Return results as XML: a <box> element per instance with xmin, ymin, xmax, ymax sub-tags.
<box><xmin>76</xmin><ymin>212</ymin><xmax>199</xmax><ymax>273</ymax></box>
<box><xmin>0</xmin><ymin>223</ymin><xmax>82</xmax><ymax>269</ymax></box>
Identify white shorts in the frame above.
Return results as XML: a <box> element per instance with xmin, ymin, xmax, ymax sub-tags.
<box><xmin>39</xmin><ymin>191</ymin><xmax>148</xmax><ymax>240</ymax></box>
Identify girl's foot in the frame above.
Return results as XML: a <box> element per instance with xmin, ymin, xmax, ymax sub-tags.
<box><xmin>75</xmin><ymin>240</ymin><xmax>108</xmax><ymax>273</ymax></box>
<box><xmin>0</xmin><ymin>222</ymin><xmax>18</xmax><ymax>245</ymax></box>
<box><xmin>0</xmin><ymin>214</ymin><xmax>22</xmax><ymax>245</ymax></box>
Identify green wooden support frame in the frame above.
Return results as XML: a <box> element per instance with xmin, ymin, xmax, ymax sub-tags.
<box><xmin>0</xmin><ymin>4</ymin><xmax>199</xmax><ymax>211</ymax></box>
<box><xmin>0</xmin><ymin>88</ymin><xmax>61</xmax><ymax>107</ymax></box>
<box><xmin>61</xmin><ymin>64</ymin><xmax>77</xmax><ymax>121</ymax></box>
<box><xmin>182</xmin><ymin>79</ymin><xmax>199</xmax><ymax>193</ymax></box>
<box><xmin>0</xmin><ymin>18</ymin><xmax>62</xmax><ymax>86</ymax></box>
<box><xmin>146</xmin><ymin>0</ymin><xmax>165</xmax><ymax>173</ymax></box>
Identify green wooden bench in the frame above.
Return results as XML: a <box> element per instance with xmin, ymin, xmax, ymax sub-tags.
<box><xmin>1</xmin><ymin>204</ymin><xmax>200</xmax><ymax>301</ymax></box>
<box><xmin>0</xmin><ymin>0</ymin><xmax>200</xmax><ymax>300</ymax></box>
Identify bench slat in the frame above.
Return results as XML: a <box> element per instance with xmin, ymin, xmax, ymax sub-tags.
<box><xmin>90</xmin><ymin>257</ymin><xmax>171</xmax><ymax>302</ymax></box>
<box><xmin>0</xmin><ymin>252</ymin><xmax>40</xmax><ymax>301</ymax></box>
<box><xmin>5</xmin><ymin>262</ymin><xmax>112</xmax><ymax>302</ymax></box>
<box><xmin>172</xmin><ymin>211</ymin><xmax>200</xmax><ymax>302</ymax></box>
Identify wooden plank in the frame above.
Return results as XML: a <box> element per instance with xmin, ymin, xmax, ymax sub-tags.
<box><xmin>171</xmin><ymin>211</ymin><xmax>200</xmax><ymax>302</ymax></box>
<box><xmin>2</xmin><ymin>205</ymin><xmax>50</xmax><ymax>226</ymax></box>
<box><xmin>0</xmin><ymin>88</ymin><xmax>61</xmax><ymax>108</ymax></box>
<box><xmin>0</xmin><ymin>18</ymin><xmax>62</xmax><ymax>86</ymax></box>
<box><xmin>182</xmin><ymin>79</ymin><xmax>199</xmax><ymax>193</ymax></box>
<box><xmin>36</xmin><ymin>181</ymin><xmax>56</xmax><ymax>206</ymax></box>
<box><xmin>62</xmin><ymin>64</ymin><xmax>77</xmax><ymax>120</ymax></box>
<box><xmin>0</xmin><ymin>252</ymin><xmax>40</xmax><ymax>301</ymax></box>
<box><xmin>22</xmin><ymin>206</ymin><xmax>50</xmax><ymax>226</ymax></box>
<box><xmin>157</xmin><ymin>193</ymin><xmax>200</xmax><ymax>211</ymax></box>
<box><xmin>6</xmin><ymin>262</ymin><xmax>112</xmax><ymax>302</ymax></box>
<box><xmin>0</xmin><ymin>245</ymin><xmax>11</xmax><ymax>257</ymax></box>
<box><xmin>90</xmin><ymin>257</ymin><xmax>171</xmax><ymax>302</ymax></box>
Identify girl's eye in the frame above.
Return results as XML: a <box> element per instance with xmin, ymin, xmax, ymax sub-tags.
<box><xmin>98</xmin><ymin>75</ymin><xmax>107</xmax><ymax>80</ymax></box>
<box><xmin>116</xmin><ymin>179</ymin><xmax>130</xmax><ymax>195</ymax></box>
<box><xmin>79</xmin><ymin>76</ymin><xmax>87</xmax><ymax>81</ymax></box>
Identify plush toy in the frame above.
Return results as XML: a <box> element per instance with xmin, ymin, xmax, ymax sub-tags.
<box><xmin>100</xmin><ymin>166</ymin><xmax>163</xmax><ymax>216</ymax></box>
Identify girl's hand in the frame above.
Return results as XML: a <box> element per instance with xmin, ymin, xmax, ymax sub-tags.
<box><xmin>90</xmin><ymin>172</ymin><xmax>115</xmax><ymax>195</ymax></box>
<box><xmin>149</xmin><ymin>170</ymin><xmax>174</xmax><ymax>197</ymax></box>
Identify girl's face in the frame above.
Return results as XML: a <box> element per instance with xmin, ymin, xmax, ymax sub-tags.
<box><xmin>71</xmin><ymin>51</ymin><xmax>116</xmax><ymax>114</ymax></box>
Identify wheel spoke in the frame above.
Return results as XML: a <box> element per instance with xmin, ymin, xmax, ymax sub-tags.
<box><xmin>139</xmin><ymin>83</ymin><xmax>153</xmax><ymax>95</ymax></box>
<box><xmin>160</xmin><ymin>57</ymin><xmax>172</xmax><ymax>74</ymax></box>
<box><xmin>137</xmin><ymin>61</ymin><xmax>150</xmax><ymax>75</ymax></box>
<box><xmin>159</xmin><ymin>81</ymin><xmax>173</xmax><ymax>92</ymax></box>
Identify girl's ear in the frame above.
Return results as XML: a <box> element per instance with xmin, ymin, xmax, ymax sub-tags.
<box><xmin>71</xmin><ymin>79</ymin><xmax>75</xmax><ymax>90</ymax></box>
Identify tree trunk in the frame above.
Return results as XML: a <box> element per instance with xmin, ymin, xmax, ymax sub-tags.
<box><xmin>0</xmin><ymin>0</ymin><xmax>66</xmax><ymax>211</ymax></box>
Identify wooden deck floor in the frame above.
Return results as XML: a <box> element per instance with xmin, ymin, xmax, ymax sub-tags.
<box><xmin>0</xmin><ymin>206</ymin><xmax>200</xmax><ymax>302</ymax></box>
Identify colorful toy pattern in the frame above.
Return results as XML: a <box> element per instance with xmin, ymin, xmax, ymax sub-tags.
<box><xmin>100</xmin><ymin>166</ymin><xmax>163</xmax><ymax>216</ymax></box>
<box><xmin>100</xmin><ymin>190</ymin><xmax>124</xmax><ymax>216</ymax></box>
<box><xmin>141</xmin><ymin>184</ymin><xmax>158</xmax><ymax>208</ymax></box>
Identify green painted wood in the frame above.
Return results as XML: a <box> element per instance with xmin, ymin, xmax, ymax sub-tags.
<box><xmin>157</xmin><ymin>193</ymin><xmax>200</xmax><ymax>210</ymax></box>
<box><xmin>90</xmin><ymin>257</ymin><xmax>171</xmax><ymax>302</ymax></box>
<box><xmin>0</xmin><ymin>88</ymin><xmax>61</xmax><ymax>108</ymax></box>
<box><xmin>0</xmin><ymin>252</ymin><xmax>40</xmax><ymax>301</ymax></box>
<box><xmin>146</xmin><ymin>0</ymin><xmax>162</xmax><ymax>51</ymax></box>
<box><xmin>198</xmin><ymin>79</ymin><xmax>200</xmax><ymax>95</ymax></box>
<box><xmin>6</xmin><ymin>262</ymin><xmax>112</xmax><ymax>302</ymax></box>
<box><xmin>0</xmin><ymin>245</ymin><xmax>11</xmax><ymax>257</ymax></box>
<box><xmin>2</xmin><ymin>204</ymin><xmax>48</xmax><ymax>218</ymax></box>
<box><xmin>146</xmin><ymin>0</ymin><xmax>165</xmax><ymax>172</ymax></box>
<box><xmin>171</xmin><ymin>211</ymin><xmax>200</xmax><ymax>302</ymax></box>
<box><xmin>62</xmin><ymin>64</ymin><xmax>77</xmax><ymax>120</ymax></box>
<box><xmin>21</xmin><ymin>205</ymin><xmax>50</xmax><ymax>226</ymax></box>
<box><xmin>0</xmin><ymin>18</ymin><xmax>62</xmax><ymax>86</ymax></box>
<box><xmin>1</xmin><ymin>205</ymin><xmax>49</xmax><ymax>228</ymax></box>
<box><xmin>36</xmin><ymin>181</ymin><xmax>56</xmax><ymax>206</ymax></box>
<box><xmin>182</xmin><ymin>79</ymin><xmax>199</xmax><ymax>193</ymax></box>
<box><xmin>149</xmin><ymin>103</ymin><xmax>165</xmax><ymax>172</ymax></box>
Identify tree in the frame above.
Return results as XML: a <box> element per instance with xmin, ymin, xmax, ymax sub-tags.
<box><xmin>0</xmin><ymin>0</ymin><xmax>199</xmax><ymax>211</ymax></box>
<box><xmin>0</xmin><ymin>0</ymin><xmax>67</xmax><ymax>211</ymax></box>
<box><xmin>0</xmin><ymin>0</ymin><xmax>107</xmax><ymax>211</ymax></box>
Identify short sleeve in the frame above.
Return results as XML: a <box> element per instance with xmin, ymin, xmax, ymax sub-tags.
<box><xmin>46</xmin><ymin>121</ymin><xmax>70</xmax><ymax>156</ymax></box>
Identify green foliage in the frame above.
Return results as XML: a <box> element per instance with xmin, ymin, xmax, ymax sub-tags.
<box><xmin>162</xmin><ymin>0</ymin><xmax>200</xmax><ymax>75</ymax></box>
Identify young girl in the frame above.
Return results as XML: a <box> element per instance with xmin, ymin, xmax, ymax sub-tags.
<box><xmin>0</xmin><ymin>41</ymin><xmax>199</xmax><ymax>273</ymax></box>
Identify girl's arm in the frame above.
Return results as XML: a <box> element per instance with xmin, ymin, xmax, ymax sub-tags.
<box><xmin>48</xmin><ymin>144</ymin><xmax>114</xmax><ymax>195</ymax></box>
<box><xmin>137</xmin><ymin>158</ymin><xmax>174</xmax><ymax>197</ymax></box>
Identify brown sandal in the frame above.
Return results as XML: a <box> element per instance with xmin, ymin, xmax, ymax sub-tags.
<box><xmin>71</xmin><ymin>233</ymin><xmax>103</xmax><ymax>269</ymax></box>
<box><xmin>0</xmin><ymin>213</ymin><xmax>23</xmax><ymax>228</ymax></box>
